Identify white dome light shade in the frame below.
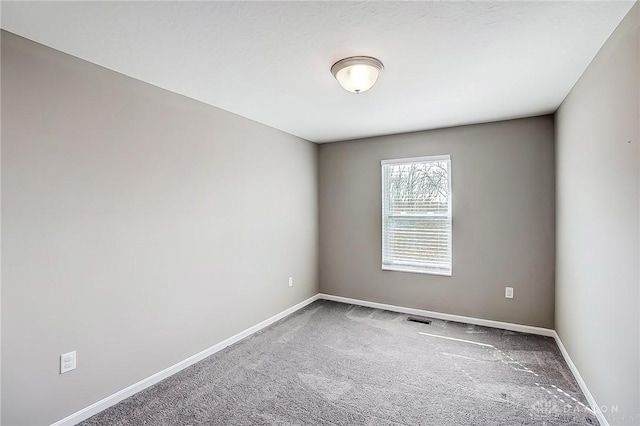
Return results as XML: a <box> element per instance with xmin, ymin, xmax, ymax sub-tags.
<box><xmin>331</xmin><ymin>56</ymin><xmax>384</xmax><ymax>94</ymax></box>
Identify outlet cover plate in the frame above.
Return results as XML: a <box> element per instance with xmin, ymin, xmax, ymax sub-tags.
<box><xmin>505</xmin><ymin>287</ymin><xmax>514</xmax><ymax>299</ymax></box>
<box><xmin>60</xmin><ymin>351</ymin><xmax>76</xmax><ymax>374</ymax></box>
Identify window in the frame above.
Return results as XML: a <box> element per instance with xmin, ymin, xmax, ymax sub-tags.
<box><xmin>381</xmin><ymin>155</ymin><xmax>452</xmax><ymax>276</ymax></box>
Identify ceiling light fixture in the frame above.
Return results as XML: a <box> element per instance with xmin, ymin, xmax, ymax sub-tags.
<box><xmin>331</xmin><ymin>56</ymin><xmax>384</xmax><ymax>94</ymax></box>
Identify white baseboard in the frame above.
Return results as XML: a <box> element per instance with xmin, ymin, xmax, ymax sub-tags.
<box><xmin>50</xmin><ymin>294</ymin><xmax>321</xmax><ymax>426</ymax></box>
<box><xmin>51</xmin><ymin>292</ymin><xmax>606</xmax><ymax>426</ymax></box>
<box><xmin>552</xmin><ymin>331</ymin><xmax>609</xmax><ymax>426</ymax></box>
<box><xmin>318</xmin><ymin>293</ymin><xmax>556</xmax><ymax>337</ymax></box>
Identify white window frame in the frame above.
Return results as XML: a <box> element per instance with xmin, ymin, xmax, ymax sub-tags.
<box><xmin>381</xmin><ymin>155</ymin><xmax>452</xmax><ymax>276</ymax></box>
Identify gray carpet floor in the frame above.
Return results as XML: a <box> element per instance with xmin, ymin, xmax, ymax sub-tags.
<box><xmin>81</xmin><ymin>300</ymin><xmax>599</xmax><ymax>425</ymax></box>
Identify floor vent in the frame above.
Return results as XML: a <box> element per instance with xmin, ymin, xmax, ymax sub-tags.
<box><xmin>407</xmin><ymin>316</ymin><xmax>432</xmax><ymax>325</ymax></box>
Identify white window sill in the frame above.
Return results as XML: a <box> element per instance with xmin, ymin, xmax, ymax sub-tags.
<box><xmin>382</xmin><ymin>265</ymin><xmax>452</xmax><ymax>277</ymax></box>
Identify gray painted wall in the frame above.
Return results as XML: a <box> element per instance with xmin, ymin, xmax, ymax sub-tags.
<box><xmin>319</xmin><ymin>116</ymin><xmax>556</xmax><ymax>328</ymax></box>
<box><xmin>1</xmin><ymin>32</ymin><xmax>319</xmax><ymax>426</ymax></box>
<box><xmin>555</xmin><ymin>4</ymin><xmax>639</xmax><ymax>425</ymax></box>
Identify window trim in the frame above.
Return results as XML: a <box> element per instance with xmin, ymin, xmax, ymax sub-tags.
<box><xmin>381</xmin><ymin>154</ymin><xmax>452</xmax><ymax>276</ymax></box>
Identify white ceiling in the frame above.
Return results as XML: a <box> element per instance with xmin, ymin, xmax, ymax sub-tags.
<box><xmin>1</xmin><ymin>1</ymin><xmax>635</xmax><ymax>143</ymax></box>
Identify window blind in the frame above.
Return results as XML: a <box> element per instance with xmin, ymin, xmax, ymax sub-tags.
<box><xmin>381</xmin><ymin>155</ymin><xmax>452</xmax><ymax>276</ymax></box>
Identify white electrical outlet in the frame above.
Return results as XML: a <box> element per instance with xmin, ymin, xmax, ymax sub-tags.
<box><xmin>505</xmin><ymin>287</ymin><xmax>514</xmax><ymax>299</ymax></box>
<box><xmin>288</xmin><ymin>277</ymin><xmax>293</xmax><ymax>287</ymax></box>
<box><xmin>60</xmin><ymin>351</ymin><xmax>76</xmax><ymax>374</ymax></box>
